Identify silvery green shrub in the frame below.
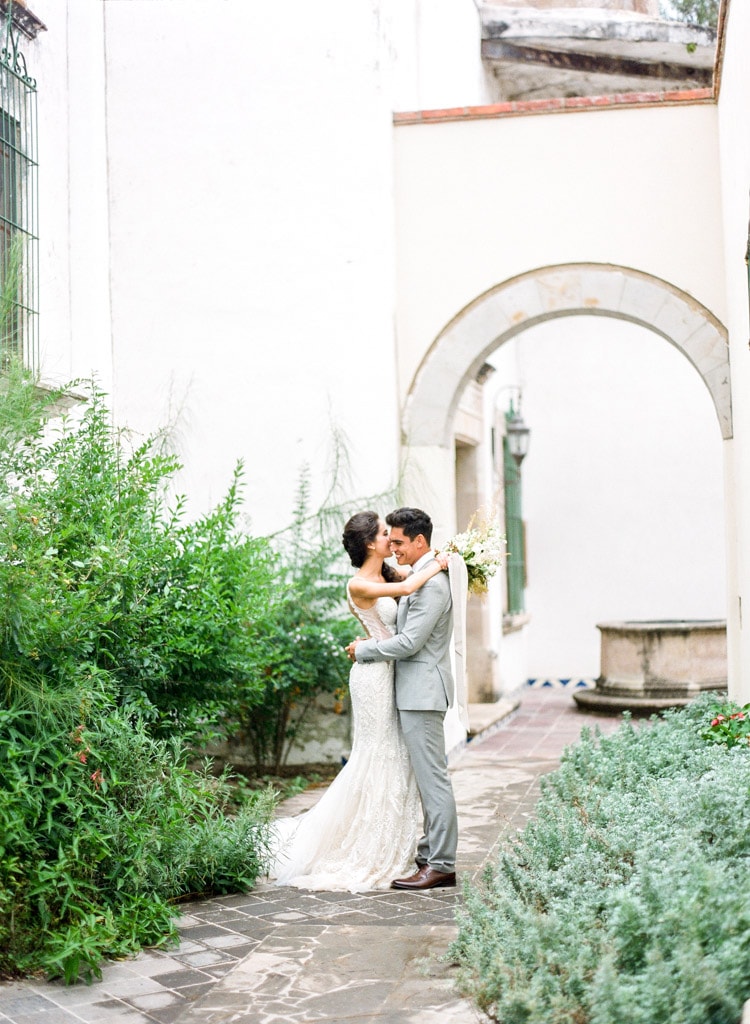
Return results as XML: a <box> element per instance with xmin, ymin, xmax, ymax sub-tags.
<box><xmin>452</xmin><ymin>696</ymin><xmax>750</xmax><ymax>1024</ymax></box>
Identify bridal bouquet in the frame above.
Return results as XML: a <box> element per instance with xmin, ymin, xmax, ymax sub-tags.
<box><xmin>442</xmin><ymin>510</ymin><xmax>506</xmax><ymax>596</ymax></box>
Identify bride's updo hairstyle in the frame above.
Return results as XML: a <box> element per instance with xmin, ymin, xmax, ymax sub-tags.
<box><xmin>342</xmin><ymin>511</ymin><xmax>400</xmax><ymax>582</ymax></box>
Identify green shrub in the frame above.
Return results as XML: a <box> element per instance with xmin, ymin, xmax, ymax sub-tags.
<box><xmin>229</xmin><ymin>470</ymin><xmax>352</xmax><ymax>771</ymax></box>
<box><xmin>0</xmin><ymin>365</ymin><xmax>358</xmax><ymax>980</ymax></box>
<box><xmin>660</xmin><ymin>0</ymin><xmax>719</xmax><ymax>29</ymax></box>
<box><xmin>0</xmin><ymin>701</ymin><xmax>275</xmax><ymax>983</ymax></box>
<box><xmin>0</xmin><ymin>370</ymin><xmax>277</xmax><ymax>738</ymax></box>
<box><xmin>0</xmin><ymin>367</ymin><xmax>355</xmax><ymax>762</ymax></box>
<box><xmin>452</xmin><ymin>695</ymin><xmax>750</xmax><ymax>1024</ymax></box>
<box><xmin>0</xmin><ymin>367</ymin><xmax>281</xmax><ymax>981</ymax></box>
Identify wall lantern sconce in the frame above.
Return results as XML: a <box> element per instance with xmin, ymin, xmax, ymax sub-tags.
<box><xmin>505</xmin><ymin>402</ymin><xmax>530</xmax><ymax>467</ymax></box>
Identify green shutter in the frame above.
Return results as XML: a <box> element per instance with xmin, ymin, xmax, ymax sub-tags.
<box><xmin>503</xmin><ymin>431</ymin><xmax>526</xmax><ymax>614</ymax></box>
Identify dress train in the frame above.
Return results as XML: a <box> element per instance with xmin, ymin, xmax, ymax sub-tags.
<box><xmin>270</xmin><ymin>593</ymin><xmax>421</xmax><ymax>892</ymax></box>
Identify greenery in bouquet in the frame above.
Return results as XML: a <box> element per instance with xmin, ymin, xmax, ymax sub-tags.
<box><xmin>442</xmin><ymin>509</ymin><xmax>506</xmax><ymax>595</ymax></box>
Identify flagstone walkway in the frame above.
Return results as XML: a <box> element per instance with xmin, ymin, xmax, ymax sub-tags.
<box><xmin>0</xmin><ymin>687</ymin><xmax>624</xmax><ymax>1024</ymax></box>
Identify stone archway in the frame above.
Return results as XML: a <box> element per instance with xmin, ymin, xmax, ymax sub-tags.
<box><xmin>403</xmin><ymin>263</ymin><xmax>731</xmax><ymax>449</ymax></box>
<box><xmin>400</xmin><ymin>262</ymin><xmax>732</xmax><ymax>714</ymax></box>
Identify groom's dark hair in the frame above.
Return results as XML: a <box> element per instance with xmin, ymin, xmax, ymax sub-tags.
<box><xmin>386</xmin><ymin>507</ymin><xmax>433</xmax><ymax>545</ymax></box>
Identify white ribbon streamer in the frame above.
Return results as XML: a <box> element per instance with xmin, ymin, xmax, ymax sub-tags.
<box><xmin>448</xmin><ymin>552</ymin><xmax>469</xmax><ymax>730</ymax></box>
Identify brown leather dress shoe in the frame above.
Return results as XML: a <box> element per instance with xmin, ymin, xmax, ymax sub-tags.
<box><xmin>391</xmin><ymin>866</ymin><xmax>457</xmax><ymax>890</ymax></box>
<box><xmin>390</xmin><ymin>865</ymin><xmax>429</xmax><ymax>888</ymax></box>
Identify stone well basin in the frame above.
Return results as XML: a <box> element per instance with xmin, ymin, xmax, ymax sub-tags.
<box><xmin>573</xmin><ymin>619</ymin><xmax>727</xmax><ymax>714</ymax></box>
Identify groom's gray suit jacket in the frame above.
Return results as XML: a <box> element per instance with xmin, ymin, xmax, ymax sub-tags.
<box><xmin>355</xmin><ymin>555</ymin><xmax>454</xmax><ymax>712</ymax></box>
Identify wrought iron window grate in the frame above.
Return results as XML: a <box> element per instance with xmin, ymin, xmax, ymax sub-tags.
<box><xmin>0</xmin><ymin>5</ymin><xmax>38</xmax><ymax>372</ymax></box>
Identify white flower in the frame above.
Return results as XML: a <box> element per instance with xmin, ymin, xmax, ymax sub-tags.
<box><xmin>442</xmin><ymin>509</ymin><xmax>506</xmax><ymax>595</ymax></box>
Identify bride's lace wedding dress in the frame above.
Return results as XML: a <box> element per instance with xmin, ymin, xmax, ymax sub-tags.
<box><xmin>270</xmin><ymin>589</ymin><xmax>421</xmax><ymax>892</ymax></box>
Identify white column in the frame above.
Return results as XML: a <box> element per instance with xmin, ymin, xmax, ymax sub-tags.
<box><xmin>402</xmin><ymin>443</ymin><xmax>466</xmax><ymax>750</ymax></box>
<box><xmin>400</xmin><ymin>444</ymin><xmax>457</xmax><ymax>544</ymax></box>
<box><xmin>723</xmin><ymin>438</ymin><xmax>742</xmax><ymax>699</ymax></box>
<box><xmin>67</xmin><ymin>0</ymin><xmax>113</xmax><ymax>387</ymax></box>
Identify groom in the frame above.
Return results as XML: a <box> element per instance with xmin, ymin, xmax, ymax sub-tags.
<box><xmin>346</xmin><ymin>507</ymin><xmax>458</xmax><ymax>890</ymax></box>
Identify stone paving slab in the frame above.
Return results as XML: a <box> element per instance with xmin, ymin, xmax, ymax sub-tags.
<box><xmin>0</xmin><ymin>689</ymin><xmax>624</xmax><ymax>1024</ymax></box>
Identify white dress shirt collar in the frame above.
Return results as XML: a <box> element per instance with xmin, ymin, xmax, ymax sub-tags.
<box><xmin>412</xmin><ymin>550</ymin><xmax>435</xmax><ymax>574</ymax></box>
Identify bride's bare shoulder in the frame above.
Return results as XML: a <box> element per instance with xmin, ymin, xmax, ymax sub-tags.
<box><xmin>347</xmin><ymin>575</ymin><xmax>376</xmax><ymax>609</ymax></box>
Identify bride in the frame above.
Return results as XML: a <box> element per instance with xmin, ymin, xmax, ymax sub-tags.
<box><xmin>270</xmin><ymin>510</ymin><xmax>448</xmax><ymax>892</ymax></box>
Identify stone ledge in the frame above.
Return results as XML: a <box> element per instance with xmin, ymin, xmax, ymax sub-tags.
<box><xmin>573</xmin><ymin>684</ymin><xmax>726</xmax><ymax>715</ymax></box>
<box><xmin>467</xmin><ymin>697</ymin><xmax>521</xmax><ymax>739</ymax></box>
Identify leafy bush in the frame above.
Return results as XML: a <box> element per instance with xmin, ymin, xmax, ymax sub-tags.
<box><xmin>0</xmin><ymin>366</ymin><xmax>356</xmax><ymax>763</ymax></box>
<box><xmin>0</xmin><ymin>367</ymin><xmax>277</xmax><ymax>738</ymax></box>
<box><xmin>0</xmin><ymin>366</ymin><xmax>283</xmax><ymax>981</ymax></box>
<box><xmin>0</xmin><ymin>700</ymin><xmax>275</xmax><ymax>983</ymax></box>
<box><xmin>660</xmin><ymin>0</ymin><xmax>719</xmax><ymax>28</ymax></box>
<box><xmin>451</xmin><ymin>695</ymin><xmax>750</xmax><ymax>1024</ymax></box>
<box><xmin>0</xmin><ymin>364</ymin><xmax>359</xmax><ymax>980</ymax></box>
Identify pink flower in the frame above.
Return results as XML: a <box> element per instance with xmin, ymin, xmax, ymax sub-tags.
<box><xmin>90</xmin><ymin>769</ymin><xmax>103</xmax><ymax>790</ymax></box>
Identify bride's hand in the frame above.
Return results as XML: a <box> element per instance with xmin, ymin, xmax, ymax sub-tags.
<box><xmin>345</xmin><ymin>637</ymin><xmax>363</xmax><ymax>661</ymax></box>
<box><xmin>435</xmin><ymin>552</ymin><xmax>450</xmax><ymax>570</ymax></box>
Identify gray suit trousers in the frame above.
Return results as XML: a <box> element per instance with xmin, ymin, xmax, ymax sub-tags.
<box><xmin>398</xmin><ymin>709</ymin><xmax>458</xmax><ymax>873</ymax></box>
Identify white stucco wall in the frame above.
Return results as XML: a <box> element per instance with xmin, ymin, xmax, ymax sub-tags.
<box><xmin>32</xmin><ymin>0</ymin><xmax>113</xmax><ymax>388</ymax></box>
<box><xmin>716</xmin><ymin>0</ymin><xmax>750</xmax><ymax>700</ymax></box>
<box><xmin>26</xmin><ymin>0</ymin><xmax>492</xmax><ymax>537</ymax></box>
<box><xmin>98</xmin><ymin>0</ymin><xmax>403</xmax><ymax>529</ymax></box>
<box><xmin>387</xmin><ymin>0</ymin><xmax>492</xmax><ymax>110</ymax></box>
<box><xmin>393</xmin><ymin>102</ymin><xmax>726</xmax><ymax>405</ymax></box>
